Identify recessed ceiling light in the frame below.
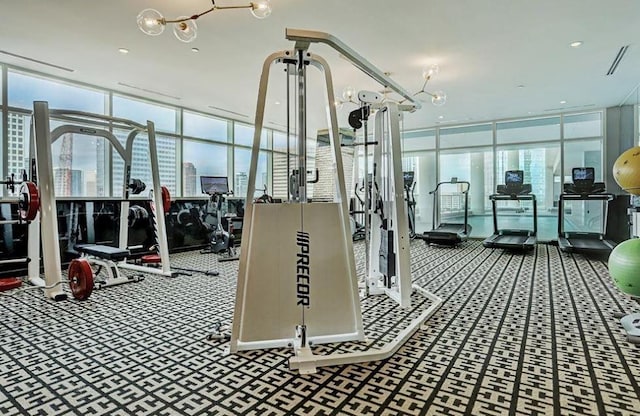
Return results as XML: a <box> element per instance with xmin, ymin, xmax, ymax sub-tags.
<box><xmin>570</xmin><ymin>41</ymin><xmax>583</xmax><ymax>48</ymax></box>
<box><xmin>438</xmin><ymin>115</ymin><xmax>444</xmax><ymax>120</ymax></box>
<box><xmin>517</xmin><ymin>84</ymin><xmax>525</xmax><ymax>88</ymax></box>
<box><xmin>560</xmin><ymin>100</ymin><xmax>567</xmax><ymax>104</ymax></box>
<box><xmin>191</xmin><ymin>47</ymin><xmax>200</xmax><ymax>53</ymax></box>
<box><xmin>274</xmin><ymin>101</ymin><xmax>281</xmax><ymax>105</ymax></box>
<box><xmin>118</xmin><ymin>48</ymin><xmax>129</xmax><ymax>54</ymax></box>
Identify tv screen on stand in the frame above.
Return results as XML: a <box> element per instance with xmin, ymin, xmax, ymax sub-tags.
<box><xmin>200</xmin><ymin>176</ymin><xmax>229</xmax><ymax>195</ymax></box>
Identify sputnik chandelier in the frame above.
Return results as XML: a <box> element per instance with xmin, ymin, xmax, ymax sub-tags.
<box><xmin>412</xmin><ymin>64</ymin><xmax>446</xmax><ymax>106</ymax></box>
<box><xmin>335</xmin><ymin>86</ymin><xmax>358</xmax><ymax>108</ymax></box>
<box><xmin>137</xmin><ymin>0</ymin><xmax>272</xmax><ymax>43</ymax></box>
<box><xmin>336</xmin><ymin>64</ymin><xmax>446</xmax><ymax>108</ymax></box>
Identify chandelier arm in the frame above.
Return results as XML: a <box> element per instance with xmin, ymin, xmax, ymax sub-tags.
<box><xmin>161</xmin><ymin>7</ymin><xmax>214</xmax><ymax>23</ymax></box>
<box><xmin>162</xmin><ymin>4</ymin><xmax>254</xmax><ymax>24</ymax></box>
<box><xmin>420</xmin><ymin>77</ymin><xmax>430</xmax><ymax>93</ymax></box>
<box><xmin>215</xmin><ymin>5</ymin><xmax>255</xmax><ymax>10</ymax></box>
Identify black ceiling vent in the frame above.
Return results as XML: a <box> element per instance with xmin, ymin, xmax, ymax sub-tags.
<box><xmin>607</xmin><ymin>45</ymin><xmax>629</xmax><ymax>76</ymax></box>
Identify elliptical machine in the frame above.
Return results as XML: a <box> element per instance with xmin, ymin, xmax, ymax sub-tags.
<box><xmin>200</xmin><ymin>176</ymin><xmax>239</xmax><ymax>262</ymax></box>
<box><xmin>349</xmin><ymin>181</ymin><xmax>367</xmax><ymax>241</ymax></box>
<box><xmin>403</xmin><ymin>171</ymin><xmax>417</xmax><ymax>239</ymax></box>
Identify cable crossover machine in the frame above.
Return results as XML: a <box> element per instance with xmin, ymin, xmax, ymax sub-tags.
<box><xmin>229</xmin><ymin>28</ymin><xmax>443</xmax><ymax>374</ymax></box>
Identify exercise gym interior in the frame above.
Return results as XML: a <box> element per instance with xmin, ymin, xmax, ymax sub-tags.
<box><xmin>2</xmin><ymin>1</ymin><xmax>640</xmax><ymax>415</ymax></box>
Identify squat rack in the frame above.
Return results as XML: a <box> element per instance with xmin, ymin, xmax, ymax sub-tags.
<box><xmin>29</xmin><ymin>101</ymin><xmax>174</xmax><ymax>300</ymax></box>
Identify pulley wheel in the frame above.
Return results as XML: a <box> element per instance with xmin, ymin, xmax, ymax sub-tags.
<box><xmin>18</xmin><ymin>181</ymin><xmax>40</xmax><ymax>221</ymax></box>
<box><xmin>68</xmin><ymin>259</ymin><xmax>94</xmax><ymax>301</ymax></box>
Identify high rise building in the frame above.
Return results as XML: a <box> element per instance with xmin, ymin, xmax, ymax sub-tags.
<box><xmin>96</xmin><ymin>140</ymin><xmax>107</xmax><ymax>197</ymax></box>
<box><xmin>85</xmin><ymin>170</ymin><xmax>97</xmax><ymax>195</ymax></box>
<box><xmin>111</xmin><ymin>133</ymin><xmax>177</xmax><ymax>197</ymax></box>
<box><xmin>58</xmin><ymin>133</ymin><xmax>73</xmax><ymax>195</ymax></box>
<box><xmin>6</xmin><ymin>113</ymin><xmax>28</xmax><ymax>192</ymax></box>
<box><xmin>183</xmin><ymin>162</ymin><xmax>197</xmax><ymax>196</ymax></box>
<box><xmin>53</xmin><ymin>168</ymin><xmax>84</xmax><ymax>196</ymax></box>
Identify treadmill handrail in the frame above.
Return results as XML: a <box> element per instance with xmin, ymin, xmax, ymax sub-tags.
<box><xmin>429</xmin><ymin>180</ymin><xmax>470</xmax><ymax>195</ymax></box>
<box><xmin>557</xmin><ymin>192</ymin><xmax>614</xmax><ymax>236</ymax></box>
<box><xmin>559</xmin><ymin>193</ymin><xmax>614</xmax><ymax>201</ymax></box>
<box><xmin>429</xmin><ymin>180</ymin><xmax>471</xmax><ymax>233</ymax></box>
<box><xmin>489</xmin><ymin>193</ymin><xmax>536</xmax><ymax>201</ymax></box>
<box><xmin>490</xmin><ymin>193</ymin><xmax>538</xmax><ymax>237</ymax></box>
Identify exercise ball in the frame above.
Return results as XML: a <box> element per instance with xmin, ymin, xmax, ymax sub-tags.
<box><xmin>613</xmin><ymin>146</ymin><xmax>640</xmax><ymax>195</ymax></box>
<box><xmin>609</xmin><ymin>238</ymin><xmax>640</xmax><ymax>297</ymax></box>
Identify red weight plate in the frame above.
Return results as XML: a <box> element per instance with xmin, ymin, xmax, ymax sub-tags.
<box><xmin>0</xmin><ymin>278</ymin><xmax>22</xmax><ymax>292</ymax></box>
<box><xmin>68</xmin><ymin>259</ymin><xmax>94</xmax><ymax>301</ymax></box>
<box><xmin>18</xmin><ymin>182</ymin><xmax>40</xmax><ymax>221</ymax></box>
<box><xmin>141</xmin><ymin>254</ymin><xmax>161</xmax><ymax>264</ymax></box>
<box><xmin>161</xmin><ymin>186</ymin><xmax>171</xmax><ymax>213</ymax></box>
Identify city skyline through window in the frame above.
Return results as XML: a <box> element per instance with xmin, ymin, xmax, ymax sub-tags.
<box><xmin>0</xmin><ymin>65</ymin><xmax>609</xmax><ymax>241</ymax></box>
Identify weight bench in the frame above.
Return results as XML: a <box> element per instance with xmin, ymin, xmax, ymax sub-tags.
<box><xmin>75</xmin><ymin>244</ymin><xmax>144</xmax><ymax>289</ymax></box>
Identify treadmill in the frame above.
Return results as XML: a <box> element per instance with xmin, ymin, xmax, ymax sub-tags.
<box><xmin>483</xmin><ymin>170</ymin><xmax>537</xmax><ymax>250</ymax></box>
<box><xmin>421</xmin><ymin>178</ymin><xmax>472</xmax><ymax>246</ymax></box>
<box><xmin>557</xmin><ymin>167</ymin><xmax>616</xmax><ymax>255</ymax></box>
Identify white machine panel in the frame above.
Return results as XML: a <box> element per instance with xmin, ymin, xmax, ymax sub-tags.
<box><xmin>231</xmin><ymin>202</ymin><xmax>364</xmax><ymax>350</ymax></box>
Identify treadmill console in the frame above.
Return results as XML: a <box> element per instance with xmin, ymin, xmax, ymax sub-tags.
<box><xmin>497</xmin><ymin>170</ymin><xmax>531</xmax><ymax>195</ymax></box>
<box><xmin>564</xmin><ymin>167</ymin><xmax>605</xmax><ymax>194</ymax></box>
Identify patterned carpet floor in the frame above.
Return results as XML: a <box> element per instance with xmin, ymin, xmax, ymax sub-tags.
<box><xmin>1</xmin><ymin>241</ymin><xmax>640</xmax><ymax>415</ymax></box>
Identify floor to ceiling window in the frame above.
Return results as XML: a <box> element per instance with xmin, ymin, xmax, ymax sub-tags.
<box><xmin>234</xmin><ymin>147</ymin><xmax>269</xmax><ymax>199</ymax></box>
<box><xmin>0</xmin><ymin>63</ymin><xmax>611</xmax><ymax>246</ymax></box>
<box><xmin>233</xmin><ymin>123</ymin><xmax>269</xmax><ymax>199</ymax></box>
<box><xmin>562</xmin><ymin>113</ymin><xmax>604</xmax><ymax>235</ymax></box>
<box><xmin>495</xmin><ymin>116</ymin><xmax>561</xmax><ymax>241</ymax></box>
<box><xmin>401</xmin><ymin>129</ymin><xmax>436</xmax><ymax>232</ymax></box>
<box><xmin>182</xmin><ymin>140</ymin><xmax>228</xmax><ymax>197</ymax></box>
<box><xmin>112</xmin><ymin>96</ymin><xmax>179</xmax><ymax>197</ymax></box>
<box><xmin>6</xmin><ymin>70</ymin><xmax>107</xmax><ymax>198</ymax></box>
<box><xmin>8</xmin><ymin>71</ymin><xmax>105</xmax><ymax>114</ymax></box>
<box><xmin>438</xmin><ymin>124</ymin><xmax>494</xmax><ymax>237</ymax></box>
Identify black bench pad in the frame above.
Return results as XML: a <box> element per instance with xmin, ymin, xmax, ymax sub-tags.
<box><xmin>76</xmin><ymin>244</ymin><xmax>130</xmax><ymax>262</ymax></box>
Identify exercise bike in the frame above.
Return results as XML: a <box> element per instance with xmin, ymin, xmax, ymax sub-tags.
<box><xmin>200</xmin><ymin>176</ymin><xmax>239</xmax><ymax>262</ymax></box>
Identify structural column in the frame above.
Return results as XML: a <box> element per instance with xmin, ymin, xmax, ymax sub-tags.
<box><xmin>470</xmin><ymin>152</ymin><xmax>485</xmax><ymax>215</ymax></box>
<box><xmin>416</xmin><ymin>153</ymin><xmax>435</xmax><ymax>230</ymax></box>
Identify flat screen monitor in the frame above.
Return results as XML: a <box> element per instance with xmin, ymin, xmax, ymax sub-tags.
<box><xmin>200</xmin><ymin>176</ymin><xmax>229</xmax><ymax>195</ymax></box>
<box><xmin>505</xmin><ymin>170</ymin><xmax>524</xmax><ymax>185</ymax></box>
<box><xmin>572</xmin><ymin>167</ymin><xmax>594</xmax><ymax>183</ymax></box>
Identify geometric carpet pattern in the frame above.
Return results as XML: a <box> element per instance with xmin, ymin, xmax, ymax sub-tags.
<box><xmin>1</xmin><ymin>241</ymin><xmax>640</xmax><ymax>415</ymax></box>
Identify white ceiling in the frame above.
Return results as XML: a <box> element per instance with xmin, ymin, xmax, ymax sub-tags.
<box><xmin>2</xmin><ymin>0</ymin><xmax>640</xmax><ymax>135</ymax></box>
